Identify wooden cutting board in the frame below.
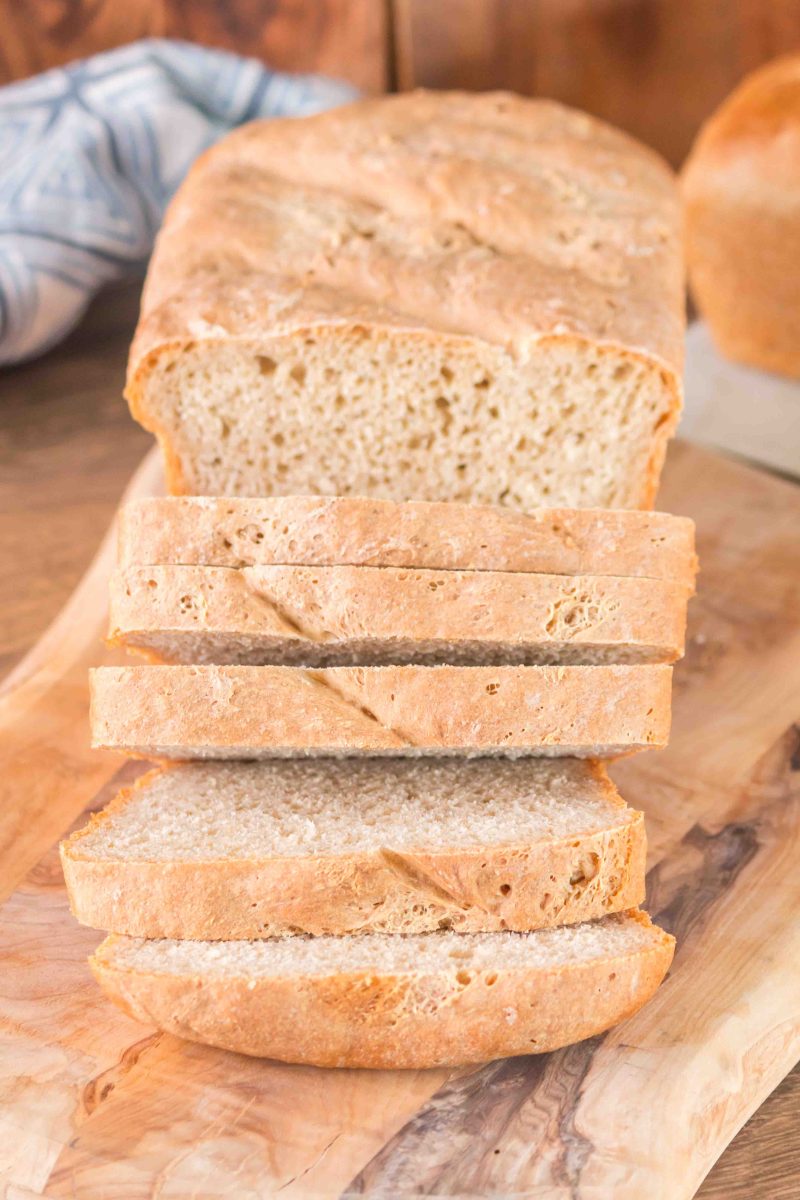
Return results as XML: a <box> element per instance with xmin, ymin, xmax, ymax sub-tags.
<box><xmin>1</xmin><ymin>440</ymin><xmax>799</xmax><ymax>1200</ymax></box>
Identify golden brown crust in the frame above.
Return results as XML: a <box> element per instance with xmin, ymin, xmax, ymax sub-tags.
<box><xmin>125</xmin><ymin>91</ymin><xmax>684</xmax><ymax>507</ymax></box>
<box><xmin>118</xmin><ymin>497</ymin><xmax>698</xmax><ymax>587</ymax></box>
<box><xmin>129</xmin><ymin>91</ymin><xmax>683</xmax><ymax>373</ymax></box>
<box><xmin>90</xmin><ymin>913</ymin><xmax>675</xmax><ymax>1068</ymax></box>
<box><xmin>61</xmin><ymin>766</ymin><xmax>646</xmax><ymax>939</ymax></box>
<box><xmin>108</xmin><ymin>564</ymin><xmax>688</xmax><ymax>666</ymax></box>
<box><xmin>89</xmin><ymin>663</ymin><xmax>672</xmax><ymax>759</ymax></box>
<box><xmin>683</xmin><ymin>56</ymin><xmax>800</xmax><ymax>376</ymax></box>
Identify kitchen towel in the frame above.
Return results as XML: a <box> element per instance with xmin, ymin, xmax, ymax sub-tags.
<box><xmin>0</xmin><ymin>39</ymin><xmax>356</xmax><ymax>366</ymax></box>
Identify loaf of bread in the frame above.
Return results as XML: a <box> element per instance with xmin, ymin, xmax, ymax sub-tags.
<box><xmin>127</xmin><ymin>91</ymin><xmax>684</xmax><ymax>508</ymax></box>
<box><xmin>109</xmin><ymin>563</ymin><xmax>688</xmax><ymax>666</ymax></box>
<box><xmin>91</xmin><ymin>911</ymin><xmax>675</xmax><ymax>1067</ymax></box>
<box><xmin>90</xmin><ymin>663</ymin><xmax>672</xmax><ymax>759</ymax></box>
<box><xmin>62</xmin><ymin>759</ymin><xmax>646</xmax><ymax>939</ymax></box>
<box><xmin>119</xmin><ymin>496</ymin><xmax>698</xmax><ymax>586</ymax></box>
<box><xmin>683</xmin><ymin>56</ymin><xmax>800</xmax><ymax>376</ymax></box>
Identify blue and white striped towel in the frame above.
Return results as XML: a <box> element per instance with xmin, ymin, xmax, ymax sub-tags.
<box><xmin>0</xmin><ymin>39</ymin><xmax>356</xmax><ymax>366</ymax></box>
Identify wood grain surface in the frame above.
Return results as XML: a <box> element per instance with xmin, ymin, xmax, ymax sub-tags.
<box><xmin>0</xmin><ymin>0</ymin><xmax>388</xmax><ymax>93</ymax></box>
<box><xmin>394</xmin><ymin>0</ymin><xmax>800</xmax><ymax>165</ymax></box>
<box><xmin>1</xmin><ymin>327</ymin><xmax>799</xmax><ymax>1195</ymax></box>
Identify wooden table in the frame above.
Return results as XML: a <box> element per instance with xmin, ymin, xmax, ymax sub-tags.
<box><xmin>1</xmin><ymin>282</ymin><xmax>798</xmax><ymax>1198</ymax></box>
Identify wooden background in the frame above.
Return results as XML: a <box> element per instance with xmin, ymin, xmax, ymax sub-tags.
<box><xmin>2</xmin><ymin>2</ymin><xmax>800</xmax><ymax>1196</ymax></box>
<box><xmin>4</xmin><ymin>0</ymin><xmax>800</xmax><ymax>164</ymax></box>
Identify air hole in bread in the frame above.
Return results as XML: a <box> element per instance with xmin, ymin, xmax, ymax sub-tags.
<box><xmin>571</xmin><ymin>854</ymin><xmax>600</xmax><ymax>886</ymax></box>
<box><xmin>434</xmin><ymin>395</ymin><xmax>452</xmax><ymax>433</ymax></box>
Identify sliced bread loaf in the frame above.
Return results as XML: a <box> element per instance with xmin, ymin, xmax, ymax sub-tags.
<box><xmin>109</xmin><ymin>564</ymin><xmax>688</xmax><ymax>667</ymax></box>
<box><xmin>125</xmin><ymin>92</ymin><xmax>684</xmax><ymax>509</ymax></box>
<box><xmin>62</xmin><ymin>759</ymin><xmax>645</xmax><ymax>939</ymax></box>
<box><xmin>118</xmin><ymin>496</ymin><xmax>697</xmax><ymax>587</ymax></box>
<box><xmin>91</xmin><ymin>911</ymin><xmax>674</xmax><ymax>1067</ymax></box>
<box><xmin>90</xmin><ymin>664</ymin><xmax>672</xmax><ymax>760</ymax></box>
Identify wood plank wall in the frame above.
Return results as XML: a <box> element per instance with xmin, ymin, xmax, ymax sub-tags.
<box><xmin>4</xmin><ymin>0</ymin><xmax>800</xmax><ymax>163</ymax></box>
<box><xmin>394</xmin><ymin>0</ymin><xmax>800</xmax><ymax>165</ymax></box>
<box><xmin>0</xmin><ymin>1</ymin><xmax>390</xmax><ymax>96</ymax></box>
<box><xmin>3</xmin><ymin>1</ymin><xmax>800</xmax><ymax>163</ymax></box>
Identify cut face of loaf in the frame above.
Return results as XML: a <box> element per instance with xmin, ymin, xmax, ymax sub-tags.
<box><xmin>127</xmin><ymin>91</ymin><xmax>684</xmax><ymax>508</ymax></box>
<box><xmin>61</xmin><ymin>759</ymin><xmax>646</xmax><ymax>939</ymax></box>
<box><xmin>109</xmin><ymin>564</ymin><xmax>688</xmax><ymax>667</ymax></box>
<box><xmin>91</xmin><ymin>910</ymin><xmax>675</xmax><ymax>1067</ymax></box>
<box><xmin>90</xmin><ymin>663</ymin><xmax>672</xmax><ymax>759</ymax></box>
<box><xmin>130</xmin><ymin>335</ymin><xmax>679</xmax><ymax>509</ymax></box>
<box><xmin>118</xmin><ymin>496</ymin><xmax>698</xmax><ymax>588</ymax></box>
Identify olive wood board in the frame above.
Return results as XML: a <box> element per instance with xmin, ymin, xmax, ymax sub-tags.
<box><xmin>1</xmin><ymin>440</ymin><xmax>799</xmax><ymax>1199</ymax></box>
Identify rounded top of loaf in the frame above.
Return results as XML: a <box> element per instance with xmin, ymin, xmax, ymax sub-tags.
<box><xmin>683</xmin><ymin>56</ymin><xmax>800</xmax><ymax>198</ymax></box>
<box><xmin>128</xmin><ymin>88</ymin><xmax>684</xmax><ymax>384</ymax></box>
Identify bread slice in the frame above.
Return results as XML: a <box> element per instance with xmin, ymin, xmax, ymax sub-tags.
<box><xmin>118</xmin><ymin>496</ymin><xmax>698</xmax><ymax>588</ymax></box>
<box><xmin>90</xmin><ymin>663</ymin><xmax>672</xmax><ymax>759</ymax></box>
<box><xmin>109</xmin><ymin>564</ymin><xmax>688</xmax><ymax>667</ymax></box>
<box><xmin>125</xmin><ymin>92</ymin><xmax>684</xmax><ymax>509</ymax></box>
<box><xmin>62</xmin><ymin>759</ymin><xmax>645</xmax><ymax>939</ymax></box>
<box><xmin>91</xmin><ymin>910</ymin><xmax>674</xmax><ymax>1067</ymax></box>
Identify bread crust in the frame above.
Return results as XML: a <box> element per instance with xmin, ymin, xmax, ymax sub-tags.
<box><xmin>124</xmin><ymin>91</ymin><xmax>684</xmax><ymax>507</ymax></box>
<box><xmin>108</xmin><ymin>564</ymin><xmax>688</xmax><ymax>667</ymax></box>
<box><xmin>62</xmin><ymin>765</ymin><xmax>645</xmax><ymax>939</ymax></box>
<box><xmin>683</xmin><ymin>56</ymin><xmax>800</xmax><ymax>376</ymax></box>
<box><xmin>118</xmin><ymin>497</ymin><xmax>698</xmax><ymax>587</ymax></box>
<box><xmin>90</xmin><ymin>912</ymin><xmax>675</xmax><ymax>1067</ymax></box>
<box><xmin>89</xmin><ymin>663</ymin><xmax>672</xmax><ymax>759</ymax></box>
